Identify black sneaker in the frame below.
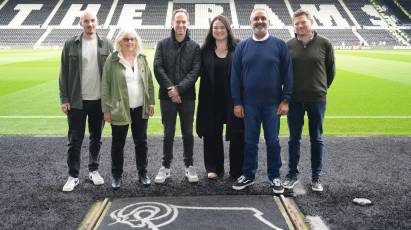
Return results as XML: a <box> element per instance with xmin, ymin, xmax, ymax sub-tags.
<box><xmin>283</xmin><ymin>174</ymin><xmax>299</xmax><ymax>189</ymax></box>
<box><xmin>232</xmin><ymin>175</ymin><xmax>254</xmax><ymax>190</ymax></box>
<box><xmin>139</xmin><ymin>174</ymin><xmax>151</xmax><ymax>187</ymax></box>
<box><xmin>111</xmin><ymin>177</ymin><xmax>121</xmax><ymax>190</ymax></box>
<box><xmin>271</xmin><ymin>178</ymin><xmax>284</xmax><ymax>194</ymax></box>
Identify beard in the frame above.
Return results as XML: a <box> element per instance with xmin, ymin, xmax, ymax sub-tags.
<box><xmin>252</xmin><ymin>25</ymin><xmax>267</xmax><ymax>36</ymax></box>
<box><xmin>84</xmin><ymin>28</ymin><xmax>95</xmax><ymax>35</ymax></box>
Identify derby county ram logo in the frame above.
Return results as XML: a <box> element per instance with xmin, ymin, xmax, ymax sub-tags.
<box><xmin>109</xmin><ymin>202</ymin><xmax>282</xmax><ymax>229</ymax></box>
<box><xmin>109</xmin><ymin>202</ymin><xmax>178</xmax><ymax>229</ymax></box>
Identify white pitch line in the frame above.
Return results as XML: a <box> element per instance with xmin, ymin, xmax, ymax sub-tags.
<box><xmin>0</xmin><ymin>116</ymin><xmax>66</xmax><ymax>119</ymax></box>
<box><xmin>0</xmin><ymin>116</ymin><xmax>410</xmax><ymax>119</ymax></box>
<box><xmin>325</xmin><ymin>116</ymin><xmax>411</xmax><ymax>119</ymax></box>
<box><xmin>0</xmin><ymin>116</ymin><xmax>162</xmax><ymax>119</ymax></box>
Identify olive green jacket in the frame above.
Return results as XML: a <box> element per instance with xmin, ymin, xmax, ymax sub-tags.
<box><xmin>59</xmin><ymin>33</ymin><xmax>113</xmax><ymax>109</ymax></box>
<box><xmin>101</xmin><ymin>51</ymin><xmax>155</xmax><ymax>125</ymax></box>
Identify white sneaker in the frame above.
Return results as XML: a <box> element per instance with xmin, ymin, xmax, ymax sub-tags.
<box><xmin>271</xmin><ymin>178</ymin><xmax>284</xmax><ymax>194</ymax></box>
<box><xmin>155</xmin><ymin>166</ymin><xmax>171</xmax><ymax>184</ymax></box>
<box><xmin>89</xmin><ymin>171</ymin><xmax>104</xmax><ymax>185</ymax></box>
<box><xmin>62</xmin><ymin>176</ymin><xmax>79</xmax><ymax>192</ymax></box>
<box><xmin>311</xmin><ymin>179</ymin><xmax>324</xmax><ymax>192</ymax></box>
<box><xmin>185</xmin><ymin>166</ymin><xmax>199</xmax><ymax>183</ymax></box>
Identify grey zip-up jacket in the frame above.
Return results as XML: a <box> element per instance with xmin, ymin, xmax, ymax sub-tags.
<box><xmin>59</xmin><ymin>33</ymin><xmax>114</xmax><ymax>109</ymax></box>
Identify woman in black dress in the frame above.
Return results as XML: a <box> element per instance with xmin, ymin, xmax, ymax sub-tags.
<box><xmin>196</xmin><ymin>15</ymin><xmax>244</xmax><ymax>180</ymax></box>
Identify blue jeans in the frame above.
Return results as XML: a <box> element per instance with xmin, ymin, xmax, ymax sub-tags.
<box><xmin>287</xmin><ymin>101</ymin><xmax>326</xmax><ymax>179</ymax></box>
<box><xmin>243</xmin><ymin>104</ymin><xmax>282</xmax><ymax>181</ymax></box>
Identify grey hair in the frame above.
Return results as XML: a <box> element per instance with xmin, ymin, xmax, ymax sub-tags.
<box><xmin>249</xmin><ymin>8</ymin><xmax>268</xmax><ymax>21</ymax></box>
<box><xmin>172</xmin><ymin>8</ymin><xmax>189</xmax><ymax>21</ymax></box>
<box><xmin>114</xmin><ymin>27</ymin><xmax>142</xmax><ymax>54</ymax></box>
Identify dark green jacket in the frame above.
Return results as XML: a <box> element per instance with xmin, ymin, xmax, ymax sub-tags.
<box><xmin>287</xmin><ymin>32</ymin><xmax>335</xmax><ymax>102</ymax></box>
<box><xmin>101</xmin><ymin>51</ymin><xmax>155</xmax><ymax>125</ymax></box>
<box><xmin>59</xmin><ymin>33</ymin><xmax>113</xmax><ymax>109</ymax></box>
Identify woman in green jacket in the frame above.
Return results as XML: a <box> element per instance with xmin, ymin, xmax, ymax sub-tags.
<box><xmin>101</xmin><ymin>28</ymin><xmax>155</xmax><ymax>190</ymax></box>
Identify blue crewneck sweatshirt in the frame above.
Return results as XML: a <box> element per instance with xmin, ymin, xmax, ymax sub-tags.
<box><xmin>231</xmin><ymin>35</ymin><xmax>293</xmax><ymax>106</ymax></box>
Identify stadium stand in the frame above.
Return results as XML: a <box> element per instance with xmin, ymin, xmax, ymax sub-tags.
<box><xmin>41</xmin><ymin>29</ymin><xmax>110</xmax><ymax>47</ymax></box>
<box><xmin>234</xmin><ymin>0</ymin><xmax>292</xmax><ymax>26</ymax></box>
<box><xmin>0</xmin><ymin>0</ymin><xmax>59</xmax><ymax>26</ymax></box>
<box><xmin>344</xmin><ymin>0</ymin><xmax>385</xmax><ymax>26</ymax></box>
<box><xmin>0</xmin><ymin>29</ymin><xmax>46</xmax><ymax>48</ymax></box>
<box><xmin>358</xmin><ymin>28</ymin><xmax>403</xmax><ymax>46</ymax></box>
<box><xmin>173</xmin><ymin>1</ymin><xmax>232</xmax><ymax>28</ymax></box>
<box><xmin>403</xmin><ymin>29</ymin><xmax>411</xmax><ymax>37</ymax></box>
<box><xmin>110</xmin><ymin>0</ymin><xmax>169</xmax><ymax>27</ymax></box>
<box><xmin>397</xmin><ymin>0</ymin><xmax>411</xmax><ymax>13</ymax></box>
<box><xmin>379</xmin><ymin>0</ymin><xmax>411</xmax><ymax>25</ymax></box>
<box><xmin>315</xmin><ymin>29</ymin><xmax>361</xmax><ymax>46</ymax></box>
<box><xmin>111</xmin><ymin>28</ymin><xmax>171</xmax><ymax>47</ymax></box>
<box><xmin>48</xmin><ymin>0</ymin><xmax>111</xmax><ymax>26</ymax></box>
<box><xmin>288</xmin><ymin>0</ymin><xmax>354</xmax><ymax>27</ymax></box>
<box><xmin>0</xmin><ymin>0</ymin><xmax>410</xmax><ymax>48</ymax></box>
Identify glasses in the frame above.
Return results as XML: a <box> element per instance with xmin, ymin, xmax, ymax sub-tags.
<box><xmin>122</xmin><ymin>37</ymin><xmax>136</xmax><ymax>42</ymax></box>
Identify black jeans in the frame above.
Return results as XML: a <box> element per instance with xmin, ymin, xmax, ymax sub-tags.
<box><xmin>203</xmin><ymin>122</ymin><xmax>224</xmax><ymax>175</ymax></box>
<box><xmin>229</xmin><ymin>132</ymin><xmax>244</xmax><ymax>179</ymax></box>
<box><xmin>111</xmin><ymin>107</ymin><xmax>148</xmax><ymax>179</ymax></box>
<box><xmin>66</xmin><ymin>100</ymin><xmax>103</xmax><ymax>178</ymax></box>
<box><xmin>160</xmin><ymin>99</ymin><xmax>195</xmax><ymax>168</ymax></box>
<box><xmin>204</xmin><ymin>123</ymin><xmax>244</xmax><ymax>178</ymax></box>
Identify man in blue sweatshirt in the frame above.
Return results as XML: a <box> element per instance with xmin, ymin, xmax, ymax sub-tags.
<box><xmin>231</xmin><ymin>8</ymin><xmax>293</xmax><ymax>194</ymax></box>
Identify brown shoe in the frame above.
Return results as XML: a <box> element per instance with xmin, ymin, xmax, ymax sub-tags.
<box><xmin>207</xmin><ymin>172</ymin><xmax>218</xmax><ymax>180</ymax></box>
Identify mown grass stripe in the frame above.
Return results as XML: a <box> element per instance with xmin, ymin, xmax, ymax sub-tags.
<box><xmin>336</xmin><ymin>54</ymin><xmax>411</xmax><ymax>85</ymax></box>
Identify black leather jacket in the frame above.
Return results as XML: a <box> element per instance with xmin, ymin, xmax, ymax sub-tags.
<box><xmin>154</xmin><ymin>29</ymin><xmax>201</xmax><ymax>100</ymax></box>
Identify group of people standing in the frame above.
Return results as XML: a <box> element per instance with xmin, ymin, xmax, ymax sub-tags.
<box><xmin>59</xmin><ymin>7</ymin><xmax>335</xmax><ymax>195</ymax></box>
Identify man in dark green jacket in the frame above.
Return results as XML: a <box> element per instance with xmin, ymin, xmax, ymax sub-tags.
<box><xmin>59</xmin><ymin>11</ymin><xmax>113</xmax><ymax>192</ymax></box>
<box><xmin>285</xmin><ymin>9</ymin><xmax>335</xmax><ymax>192</ymax></box>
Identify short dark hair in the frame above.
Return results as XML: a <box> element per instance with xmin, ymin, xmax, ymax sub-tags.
<box><xmin>293</xmin><ymin>9</ymin><xmax>313</xmax><ymax>20</ymax></box>
<box><xmin>172</xmin><ymin>8</ymin><xmax>189</xmax><ymax>21</ymax></box>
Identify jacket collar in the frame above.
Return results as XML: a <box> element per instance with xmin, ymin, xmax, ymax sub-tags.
<box><xmin>75</xmin><ymin>32</ymin><xmax>104</xmax><ymax>47</ymax></box>
<box><xmin>171</xmin><ymin>28</ymin><xmax>190</xmax><ymax>44</ymax></box>
<box><xmin>111</xmin><ymin>51</ymin><xmax>143</xmax><ymax>63</ymax></box>
<box><xmin>295</xmin><ymin>31</ymin><xmax>318</xmax><ymax>43</ymax></box>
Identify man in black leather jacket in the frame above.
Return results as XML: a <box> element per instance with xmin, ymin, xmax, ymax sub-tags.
<box><xmin>153</xmin><ymin>8</ymin><xmax>201</xmax><ymax>184</ymax></box>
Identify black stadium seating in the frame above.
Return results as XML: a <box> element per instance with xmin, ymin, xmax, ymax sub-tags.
<box><xmin>0</xmin><ymin>0</ymin><xmax>409</xmax><ymax>48</ymax></box>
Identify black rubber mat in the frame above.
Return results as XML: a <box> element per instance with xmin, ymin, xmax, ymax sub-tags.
<box><xmin>1</xmin><ymin>136</ymin><xmax>410</xmax><ymax>229</ymax></box>
<box><xmin>98</xmin><ymin>195</ymin><xmax>288</xmax><ymax>230</ymax></box>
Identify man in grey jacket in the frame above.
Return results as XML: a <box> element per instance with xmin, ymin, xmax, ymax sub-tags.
<box><xmin>153</xmin><ymin>8</ymin><xmax>201</xmax><ymax>183</ymax></box>
<box><xmin>59</xmin><ymin>11</ymin><xmax>113</xmax><ymax>192</ymax></box>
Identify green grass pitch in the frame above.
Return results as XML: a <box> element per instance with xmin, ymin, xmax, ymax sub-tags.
<box><xmin>0</xmin><ymin>48</ymin><xmax>410</xmax><ymax>136</ymax></box>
